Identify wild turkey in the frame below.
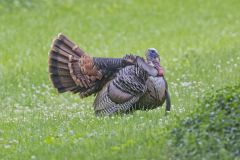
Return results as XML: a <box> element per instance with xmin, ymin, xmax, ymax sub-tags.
<box><xmin>48</xmin><ymin>34</ymin><xmax>171</xmax><ymax>116</ymax></box>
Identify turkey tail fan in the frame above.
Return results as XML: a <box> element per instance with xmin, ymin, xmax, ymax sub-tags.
<box><xmin>48</xmin><ymin>33</ymin><xmax>85</xmax><ymax>93</ymax></box>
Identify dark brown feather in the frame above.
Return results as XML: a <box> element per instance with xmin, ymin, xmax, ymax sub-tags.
<box><xmin>52</xmin><ymin>40</ymin><xmax>78</xmax><ymax>57</ymax></box>
<box><xmin>49</xmin><ymin>51</ymin><xmax>69</xmax><ymax>64</ymax></box>
<box><xmin>49</xmin><ymin>67</ymin><xmax>70</xmax><ymax>76</ymax></box>
<box><xmin>58</xmin><ymin>33</ymin><xmax>85</xmax><ymax>57</ymax></box>
<box><xmin>49</xmin><ymin>59</ymin><xmax>69</xmax><ymax>70</ymax></box>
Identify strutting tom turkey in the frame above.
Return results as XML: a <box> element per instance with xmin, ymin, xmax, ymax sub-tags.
<box><xmin>48</xmin><ymin>34</ymin><xmax>171</xmax><ymax>116</ymax></box>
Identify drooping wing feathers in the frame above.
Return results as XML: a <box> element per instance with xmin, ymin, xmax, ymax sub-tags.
<box><xmin>94</xmin><ymin>61</ymin><xmax>152</xmax><ymax>115</ymax></box>
<box><xmin>108</xmin><ymin>82</ymin><xmax>133</xmax><ymax>104</ymax></box>
<box><xmin>93</xmin><ymin>81</ymin><xmax>141</xmax><ymax>116</ymax></box>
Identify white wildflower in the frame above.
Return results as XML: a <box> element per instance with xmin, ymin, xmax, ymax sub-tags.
<box><xmin>4</xmin><ymin>144</ymin><xmax>11</xmax><ymax>149</ymax></box>
<box><xmin>181</xmin><ymin>82</ymin><xmax>191</xmax><ymax>87</ymax></box>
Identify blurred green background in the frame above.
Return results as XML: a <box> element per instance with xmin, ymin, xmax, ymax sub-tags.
<box><xmin>0</xmin><ymin>0</ymin><xmax>239</xmax><ymax>159</ymax></box>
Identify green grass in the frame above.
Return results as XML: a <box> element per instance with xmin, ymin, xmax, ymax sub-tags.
<box><xmin>169</xmin><ymin>85</ymin><xmax>240</xmax><ymax>160</ymax></box>
<box><xmin>0</xmin><ymin>0</ymin><xmax>240</xmax><ymax>159</ymax></box>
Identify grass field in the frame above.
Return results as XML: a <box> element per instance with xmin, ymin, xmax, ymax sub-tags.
<box><xmin>0</xmin><ymin>0</ymin><xmax>240</xmax><ymax>159</ymax></box>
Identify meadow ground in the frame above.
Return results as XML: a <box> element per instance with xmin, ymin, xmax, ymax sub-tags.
<box><xmin>0</xmin><ymin>0</ymin><xmax>239</xmax><ymax>159</ymax></box>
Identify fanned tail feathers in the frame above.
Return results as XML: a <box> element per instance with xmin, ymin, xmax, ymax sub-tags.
<box><xmin>48</xmin><ymin>33</ymin><xmax>85</xmax><ymax>93</ymax></box>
